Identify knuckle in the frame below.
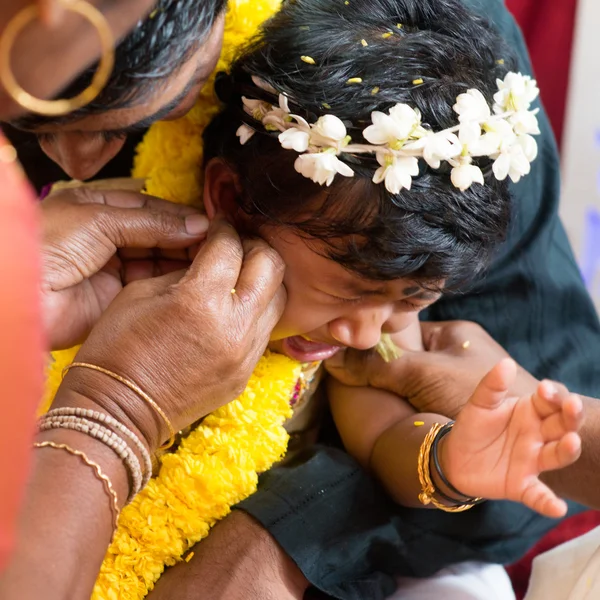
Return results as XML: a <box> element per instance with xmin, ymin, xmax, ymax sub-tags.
<box><xmin>213</xmin><ymin>230</ymin><xmax>244</xmax><ymax>258</ymax></box>
<box><xmin>253</xmin><ymin>243</ymin><xmax>285</xmax><ymax>277</ymax></box>
<box><xmin>147</xmin><ymin>209</ymin><xmax>181</xmax><ymax>238</ymax></box>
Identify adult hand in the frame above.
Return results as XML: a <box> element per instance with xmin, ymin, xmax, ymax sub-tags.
<box><xmin>326</xmin><ymin>320</ymin><xmax>539</xmax><ymax>418</ymax></box>
<box><xmin>41</xmin><ymin>187</ymin><xmax>209</xmax><ymax>350</ymax></box>
<box><xmin>147</xmin><ymin>511</ymin><xmax>308</xmax><ymax>600</ymax></box>
<box><xmin>58</xmin><ymin>216</ymin><xmax>286</xmax><ymax>451</ymax></box>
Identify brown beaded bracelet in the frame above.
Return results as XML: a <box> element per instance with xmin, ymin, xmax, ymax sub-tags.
<box><xmin>45</xmin><ymin>407</ymin><xmax>153</xmax><ymax>489</ymax></box>
<box><xmin>39</xmin><ymin>415</ymin><xmax>143</xmax><ymax>502</ymax></box>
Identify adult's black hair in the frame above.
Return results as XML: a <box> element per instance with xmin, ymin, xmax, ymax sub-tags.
<box><xmin>11</xmin><ymin>0</ymin><xmax>226</xmax><ymax>128</ymax></box>
<box><xmin>205</xmin><ymin>0</ymin><xmax>518</xmax><ymax>290</ymax></box>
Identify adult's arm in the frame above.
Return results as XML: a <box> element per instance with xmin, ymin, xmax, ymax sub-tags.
<box><xmin>170</xmin><ymin>2</ymin><xmax>597</xmax><ymax>599</ymax></box>
<box><xmin>0</xmin><ymin>218</ymin><xmax>286</xmax><ymax>599</ymax></box>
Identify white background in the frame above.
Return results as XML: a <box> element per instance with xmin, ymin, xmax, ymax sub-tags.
<box><xmin>561</xmin><ymin>0</ymin><xmax>600</xmax><ymax>312</ymax></box>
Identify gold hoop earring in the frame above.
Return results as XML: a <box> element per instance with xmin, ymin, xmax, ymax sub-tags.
<box><xmin>0</xmin><ymin>0</ymin><xmax>115</xmax><ymax>117</ymax></box>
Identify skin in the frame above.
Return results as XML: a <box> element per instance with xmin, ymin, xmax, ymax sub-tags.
<box><xmin>326</xmin><ymin>320</ymin><xmax>600</xmax><ymax>510</ymax></box>
<box><xmin>8</xmin><ymin>13</ymin><xmax>225</xmax><ymax>180</ymax></box>
<box><xmin>40</xmin><ymin>187</ymin><xmax>211</xmax><ymax>350</ymax></box>
<box><xmin>145</xmin><ymin>165</ymin><xmax>587</xmax><ymax>600</ymax></box>
<box><xmin>203</xmin><ymin>159</ymin><xmax>440</xmax><ymax>353</ymax></box>
<box><xmin>0</xmin><ymin>212</ymin><xmax>287</xmax><ymax>600</ymax></box>
<box><xmin>0</xmin><ymin>0</ymin><xmax>158</xmax><ymax>119</ymax></box>
<box><xmin>330</xmin><ymin>357</ymin><xmax>583</xmax><ymax>518</ymax></box>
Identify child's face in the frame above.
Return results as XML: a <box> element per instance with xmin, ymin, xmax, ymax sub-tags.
<box><xmin>264</xmin><ymin>226</ymin><xmax>441</xmax><ymax>362</ymax></box>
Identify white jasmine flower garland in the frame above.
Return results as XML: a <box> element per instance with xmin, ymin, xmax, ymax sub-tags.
<box><xmin>236</xmin><ymin>72</ymin><xmax>541</xmax><ymax>193</ymax></box>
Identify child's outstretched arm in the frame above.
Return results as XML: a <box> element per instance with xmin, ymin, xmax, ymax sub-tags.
<box><xmin>328</xmin><ymin>358</ymin><xmax>583</xmax><ymax>517</ymax></box>
<box><xmin>328</xmin><ymin>377</ymin><xmax>453</xmax><ymax>508</ymax></box>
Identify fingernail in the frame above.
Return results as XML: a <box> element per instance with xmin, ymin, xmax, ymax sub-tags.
<box><xmin>541</xmin><ymin>381</ymin><xmax>557</xmax><ymax>397</ymax></box>
<box><xmin>185</xmin><ymin>214</ymin><xmax>209</xmax><ymax>236</ymax></box>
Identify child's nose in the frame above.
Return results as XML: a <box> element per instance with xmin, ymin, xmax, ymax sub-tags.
<box><xmin>329</xmin><ymin>311</ymin><xmax>416</xmax><ymax>350</ymax></box>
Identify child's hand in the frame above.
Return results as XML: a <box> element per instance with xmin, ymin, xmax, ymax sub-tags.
<box><xmin>441</xmin><ymin>359</ymin><xmax>583</xmax><ymax>518</ymax></box>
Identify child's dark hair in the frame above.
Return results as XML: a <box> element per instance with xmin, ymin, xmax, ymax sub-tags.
<box><xmin>204</xmin><ymin>0</ymin><xmax>516</xmax><ymax>290</ymax></box>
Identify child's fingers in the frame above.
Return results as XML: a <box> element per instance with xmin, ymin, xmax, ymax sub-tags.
<box><xmin>521</xmin><ymin>479</ymin><xmax>568</xmax><ymax>519</ymax></box>
<box><xmin>468</xmin><ymin>358</ymin><xmax>517</xmax><ymax>410</ymax></box>
<box><xmin>540</xmin><ymin>413</ymin><xmax>569</xmax><ymax>442</ymax></box>
<box><xmin>532</xmin><ymin>380</ymin><xmax>571</xmax><ymax>419</ymax></box>
<box><xmin>563</xmin><ymin>393</ymin><xmax>584</xmax><ymax>432</ymax></box>
<box><xmin>539</xmin><ymin>393</ymin><xmax>584</xmax><ymax>441</ymax></box>
<box><xmin>539</xmin><ymin>432</ymin><xmax>582</xmax><ymax>472</ymax></box>
<box><xmin>540</xmin><ymin>394</ymin><xmax>584</xmax><ymax>441</ymax></box>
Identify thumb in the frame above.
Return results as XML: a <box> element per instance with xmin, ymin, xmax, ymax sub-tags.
<box><xmin>468</xmin><ymin>358</ymin><xmax>517</xmax><ymax>410</ymax></box>
<box><xmin>98</xmin><ymin>206</ymin><xmax>209</xmax><ymax>251</ymax></box>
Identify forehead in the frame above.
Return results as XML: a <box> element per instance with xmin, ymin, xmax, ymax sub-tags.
<box><xmin>11</xmin><ymin>15</ymin><xmax>225</xmax><ymax>135</ymax></box>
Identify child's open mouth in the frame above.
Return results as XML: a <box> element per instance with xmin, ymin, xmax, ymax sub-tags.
<box><xmin>282</xmin><ymin>336</ymin><xmax>342</xmax><ymax>362</ymax></box>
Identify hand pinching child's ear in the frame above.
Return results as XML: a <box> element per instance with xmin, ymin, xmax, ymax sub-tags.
<box><xmin>438</xmin><ymin>359</ymin><xmax>584</xmax><ymax>519</ymax></box>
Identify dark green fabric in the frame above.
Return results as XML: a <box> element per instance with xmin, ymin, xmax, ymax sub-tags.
<box><xmin>240</xmin><ymin>1</ymin><xmax>600</xmax><ymax>598</ymax></box>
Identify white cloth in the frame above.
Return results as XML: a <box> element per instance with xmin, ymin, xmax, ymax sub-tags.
<box><xmin>387</xmin><ymin>562</ymin><xmax>516</xmax><ymax>600</ymax></box>
<box><xmin>524</xmin><ymin>526</ymin><xmax>600</xmax><ymax>600</ymax></box>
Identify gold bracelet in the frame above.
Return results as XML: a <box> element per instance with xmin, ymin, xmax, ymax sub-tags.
<box><xmin>34</xmin><ymin>441</ymin><xmax>120</xmax><ymax>529</ymax></box>
<box><xmin>417</xmin><ymin>423</ymin><xmax>479</xmax><ymax>513</ymax></box>
<box><xmin>63</xmin><ymin>362</ymin><xmax>176</xmax><ymax>450</ymax></box>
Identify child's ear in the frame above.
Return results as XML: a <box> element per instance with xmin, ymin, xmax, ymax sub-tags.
<box><xmin>203</xmin><ymin>158</ymin><xmax>243</xmax><ymax>222</ymax></box>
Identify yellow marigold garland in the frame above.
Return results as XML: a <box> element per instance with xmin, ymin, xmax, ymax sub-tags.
<box><xmin>43</xmin><ymin>1</ymin><xmax>306</xmax><ymax>598</ymax></box>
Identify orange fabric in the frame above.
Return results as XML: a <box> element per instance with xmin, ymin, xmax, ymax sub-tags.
<box><xmin>0</xmin><ymin>133</ymin><xmax>44</xmax><ymax>569</ymax></box>
<box><xmin>506</xmin><ymin>0</ymin><xmax>578</xmax><ymax>148</ymax></box>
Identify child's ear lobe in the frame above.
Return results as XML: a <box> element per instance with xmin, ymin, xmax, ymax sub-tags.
<box><xmin>203</xmin><ymin>158</ymin><xmax>243</xmax><ymax>221</ymax></box>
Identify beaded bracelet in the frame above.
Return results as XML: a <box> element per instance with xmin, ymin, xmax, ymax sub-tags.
<box><xmin>39</xmin><ymin>415</ymin><xmax>143</xmax><ymax>502</ymax></box>
<box><xmin>45</xmin><ymin>407</ymin><xmax>153</xmax><ymax>489</ymax></box>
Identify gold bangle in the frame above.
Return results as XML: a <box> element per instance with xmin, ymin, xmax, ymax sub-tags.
<box><xmin>0</xmin><ymin>0</ymin><xmax>115</xmax><ymax>116</ymax></box>
<box><xmin>34</xmin><ymin>440</ymin><xmax>120</xmax><ymax>529</ymax></box>
<box><xmin>417</xmin><ymin>423</ymin><xmax>479</xmax><ymax>513</ymax></box>
<box><xmin>63</xmin><ymin>362</ymin><xmax>176</xmax><ymax>450</ymax></box>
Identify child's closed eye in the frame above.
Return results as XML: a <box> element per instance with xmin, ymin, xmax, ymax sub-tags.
<box><xmin>400</xmin><ymin>299</ymin><xmax>425</xmax><ymax>311</ymax></box>
<box><xmin>325</xmin><ymin>292</ymin><xmax>363</xmax><ymax>305</ymax></box>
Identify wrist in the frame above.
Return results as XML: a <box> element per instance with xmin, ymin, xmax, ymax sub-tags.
<box><xmin>54</xmin><ymin>373</ymin><xmax>161</xmax><ymax>454</ymax></box>
<box><xmin>433</xmin><ymin>425</ymin><xmax>481</xmax><ymax>504</ymax></box>
<box><xmin>433</xmin><ymin>434</ymin><xmax>465</xmax><ymax>504</ymax></box>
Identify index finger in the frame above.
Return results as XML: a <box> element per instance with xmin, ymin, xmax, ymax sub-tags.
<box><xmin>234</xmin><ymin>238</ymin><xmax>285</xmax><ymax>306</ymax></box>
<box><xmin>63</xmin><ymin>187</ymin><xmax>201</xmax><ymax>218</ymax></box>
